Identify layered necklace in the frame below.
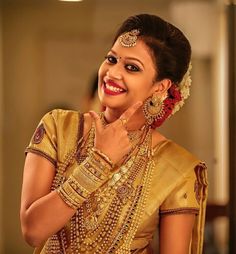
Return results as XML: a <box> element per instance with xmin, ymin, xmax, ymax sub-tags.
<box><xmin>46</xmin><ymin>112</ymin><xmax>155</xmax><ymax>254</ymax></box>
<box><xmin>99</xmin><ymin>112</ymin><xmax>146</xmax><ymax>150</ymax></box>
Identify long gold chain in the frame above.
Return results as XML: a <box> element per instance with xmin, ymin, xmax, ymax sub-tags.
<box><xmin>45</xmin><ymin>112</ymin><xmax>154</xmax><ymax>254</ymax></box>
<box><xmin>69</xmin><ymin>122</ymin><xmax>153</xmax><ymax>253</ymax></box>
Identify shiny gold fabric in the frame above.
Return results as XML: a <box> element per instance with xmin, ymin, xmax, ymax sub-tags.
<box><xmin>26</xmin><ymin>109</ymin><xmax>208</xmax><ymax>254</ymax></box>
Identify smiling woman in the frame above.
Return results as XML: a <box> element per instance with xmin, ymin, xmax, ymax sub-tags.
<box><xmin>98</xmin><ymin>39</ymin><xmax>158</xmax><ymax>114</ymax></box>
<box><xmin>20</xmin><ymin>14</ymin><xmax>208</xmax><ymax>254</ymax></box>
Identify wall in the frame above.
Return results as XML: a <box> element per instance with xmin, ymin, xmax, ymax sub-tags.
<box><xmin>0</xmin><ymin>2</ymin><xmax>3</xmax><ymax>253</ymax></box>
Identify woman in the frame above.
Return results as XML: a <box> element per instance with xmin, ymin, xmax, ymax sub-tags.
<box><xmin>20</xmin><ymin>14</ymin><xmax>208</xmax><ymax>254</ymax></box>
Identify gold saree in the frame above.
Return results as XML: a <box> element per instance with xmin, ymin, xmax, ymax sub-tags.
<box><xmin>25</xmin><ymin>109</ymin><xmax>208</xmax><ymax>254</ymax></box>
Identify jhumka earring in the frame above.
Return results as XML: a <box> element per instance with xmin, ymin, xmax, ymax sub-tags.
<box><xmin>143</xmin><ymin>93</ymin><xmax>166</xmax><ymax>125</ymax></box>
<box><xmin>119</xmin><ymin>29</ymin><xmax>140</xmax><ymax>47</ymax></box>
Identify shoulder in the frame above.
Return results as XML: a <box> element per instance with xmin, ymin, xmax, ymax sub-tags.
<box><xmin>43</xmin><ymin>108</ymin><xmax>81</xmax><ymax>122</ymax></box>
<box><xmin>151</xmin><ymin>141</ymin><xmax>207</xmax><ymax>210</ymax></box>
<box><xmin>40</xmin><ymin>109</ymin><xmax>82</xmax><ymax>133</ymax></box>
<box><xmin>45</xmin><ymin>109</ymin><xmax>93</xmax><ymax>136</ymax></box>
<box><xmin>40</xmin><ymin>108</ymin><xmax>83</xmax><ymax>146</ymax></box>
<box><xmin>153</xmin><ymin>140</ymin><xmax>205</xmax><ymax>177</ymax></box>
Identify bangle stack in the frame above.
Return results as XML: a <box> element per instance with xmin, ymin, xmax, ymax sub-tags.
<box><xmin>57</xmin><ymin>149</ymin><xmax>113</xmax><ymax>209</ymax></box>
<box><xmin>91</xmin><ymin>147</ymin><xmax>114</xmax><ymax>168</ymax></box>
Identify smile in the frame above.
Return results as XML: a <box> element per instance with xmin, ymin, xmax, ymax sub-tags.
<box><xmin>103</xmin><ymin>81</ymin><xmax>126</xmax><ymax>95</ymax></box>
<box><xmin>106</xmin><ymin>84</ymin><xmax>124</xmax><ymax>92</ymax></box>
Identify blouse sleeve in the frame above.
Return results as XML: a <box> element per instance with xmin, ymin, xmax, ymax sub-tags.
<box><xmin>25</xmin><ymin>110</ymin><xmax>58</xmax><ymax>166</ymax></box>
<box><xmin>159</xmin><ymin>163</ymin><xmax>205</xmax><ymax>216</ymax></box>
<box><xmin>160</xmin><ymin>162</ymin><xmax>208</xmax><ymax>254</ymax></box>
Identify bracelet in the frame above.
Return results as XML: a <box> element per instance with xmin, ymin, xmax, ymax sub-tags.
<box><xmin>57</xmin><ymin>186</ymin><xmax>83</xmax><ymax>210</ymax></box>
<box><xmin>91</xmin><ymin>147</ymin><xmax>114</xmax><ymax>168</ymax></box>
<box><xmin>68</xmin><ymin>176</ymin><xmax>90</xmax><ymax>197</ymax></box>
<box><xmin>88</xmin><ymin>152</ymin><xmax>110</xmax><ymax>176</ymax></box>
<box><xmin>57</xmin><ymin>151</ymin><xmax>111</xmax><ymax>209</ymax></box>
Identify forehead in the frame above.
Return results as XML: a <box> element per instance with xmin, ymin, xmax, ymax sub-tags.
<box><xmin>111</xmin><ymin>39</ymin><xmax>156</xmax><ymax>68</ymax></box>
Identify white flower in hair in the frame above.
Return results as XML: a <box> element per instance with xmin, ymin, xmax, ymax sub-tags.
<box><xmin>171</xmin><ymin>63</ymin><xmax>192</xmax><ymax>115</ymax></box>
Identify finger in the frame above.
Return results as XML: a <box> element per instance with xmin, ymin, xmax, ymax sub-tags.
<box><xmin>89</xmin><ymin>111</ymin><xmax>103</xmax><ymax>132</ymax></box>
<box><xmin>118</xmin><ymin>118</ymin><xmax>128</xmax><ymax>128</ymax></box>
<box><xmin>120</xmin><ymin>101</ymin><xmax>143</xmax><ymax>122</ymax></box>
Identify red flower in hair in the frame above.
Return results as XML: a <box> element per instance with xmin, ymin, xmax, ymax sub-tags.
<box><xmin>169</xmin><ymin>84</ymin><xmax>182</xmax><ymax>101</ymax></box>
<box><xmin>151</xmin><ymin>84</ymin><xmax>182</xmax><ymax>128</ymax></box>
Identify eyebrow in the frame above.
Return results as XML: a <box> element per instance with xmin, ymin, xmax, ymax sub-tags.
<box><xmin>110</xmin><ymin>49</ymin><xmax>145</xmax><ymax>69</ymax></box>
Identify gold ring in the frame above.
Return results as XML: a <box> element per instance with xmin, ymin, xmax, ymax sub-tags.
<box><xmin>119</xmin><ymin>118</ymin><xmax>128</xmax><ymax>127</ymax></box>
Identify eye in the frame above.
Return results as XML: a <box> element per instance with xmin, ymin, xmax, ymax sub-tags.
<box><xmin>125</xmin><ymin>64</ymin><xmax>140</xmax><ymax>72</ymax></box>
<box><xmin>105</xmin><ymin>55</ymin><xmax>117</xmax><ymax>64</ymax></box>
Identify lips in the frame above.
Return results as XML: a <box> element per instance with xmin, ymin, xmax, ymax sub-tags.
<box><xmin>102</xmin><ymin>79</ymin><xmax>127</xmax><ymax>96</ymax></box>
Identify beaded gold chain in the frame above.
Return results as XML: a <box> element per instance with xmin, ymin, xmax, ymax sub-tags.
<box><xmin>44</xmin><ymin>113</ymin><xmax>155</xmax><ymax>254</ymax></box>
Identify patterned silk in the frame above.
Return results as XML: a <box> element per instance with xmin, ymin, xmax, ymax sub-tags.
<box><xmin>25</xmin><ymin>109</ymin><xmax>208</xmax><ymax>254</ymax></box>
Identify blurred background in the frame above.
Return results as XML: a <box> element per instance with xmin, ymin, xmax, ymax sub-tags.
<box><xmin>0</xmin><ymin>0</ymin><xmax>235</xmax><ymax>253</ymax></box>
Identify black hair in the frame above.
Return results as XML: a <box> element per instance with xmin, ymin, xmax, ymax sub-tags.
<box><xmin>113</xmin><ymin>14</ymin><xmax>191</xmax><ymax>84</ymax></box>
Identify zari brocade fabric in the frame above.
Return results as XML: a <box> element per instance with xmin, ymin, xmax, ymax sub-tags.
<box><xmin>25</xmin><ymin>109</ymin><xmax>208</xmax><ymax>254</ymax></box>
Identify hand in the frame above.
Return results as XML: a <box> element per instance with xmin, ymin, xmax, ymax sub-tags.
<box><xmin>89</xmin><ymin>101</ymin><xmax>142</xmax><ymax>164</ymax></box>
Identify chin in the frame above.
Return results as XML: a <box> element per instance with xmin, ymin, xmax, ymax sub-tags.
<box><xmin>98</xmin><ymin>91</ymin><xmax>140</xmax><ymax>113</ymax></box>
<box><xmin>99</xmin><ymin>97</ymin><xmax>124</xmax><ymax>110</ymax></box>
<box><xmin>105</xmin><ymin>103</ymin><xmax>133</xmax><ymax>114</ymax></box>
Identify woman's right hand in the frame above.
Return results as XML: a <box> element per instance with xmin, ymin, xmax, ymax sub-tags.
<box><xmin>89</xmin><ymin>101</ymin><xmax>142</xmax><ymax>164</ymax></box>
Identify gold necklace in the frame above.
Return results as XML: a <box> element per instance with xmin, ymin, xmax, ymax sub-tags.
<box><xmin>69</xmin><ymin>124</ymin><xmax>154</xmax><ymax>253</ymax></box>
<box><xmin>99</xmin><ymin>112</ymin><xmax>147</xmax><ymax>147</ymax></box>
<box><xmin>46</xmin><ymin>113</ymin><xmax>155</xmax><ymax>254</ymax></box>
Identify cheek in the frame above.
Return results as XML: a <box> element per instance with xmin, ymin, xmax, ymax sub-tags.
<box><xmin>134</xmin><ymin>79</ymin><xmax>154</xmax><ymax>96</ymax></box>
<box><xmin>98</xmin><ymin>62</ymin><xmax>107</xmax><ymax>83</ymax></box>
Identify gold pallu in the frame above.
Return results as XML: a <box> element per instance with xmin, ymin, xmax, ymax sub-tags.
<box><xmin>26</xmin><ymin>109</ymin><xmax>208</xmax><ymax>254</ymax></box>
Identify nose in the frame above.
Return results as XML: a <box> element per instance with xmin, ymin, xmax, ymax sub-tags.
<box><xmin>106</xmin><ymin>63</ymin><xmax>122</xmax><ymax>80</ymax></box>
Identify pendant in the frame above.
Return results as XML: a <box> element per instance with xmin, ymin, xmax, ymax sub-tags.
<box><xmin>83</xmin><ymin>214</ymin><xmax>98</xmax><ymax>231</ymax></box>
<box><xmin>116</xmin><ymin>183</ymin><xmax>134</xmax><ymax>204</ymax></box>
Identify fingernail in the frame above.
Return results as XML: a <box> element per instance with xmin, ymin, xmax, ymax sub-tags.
<box><xmin>89</xmin><ymin>111</ymin><xmax>95</xmax><ymax>117</ymax></box>
<box><xmin>89</xmin><ymin>111</ymin><xmax>99</xmax><ymax>119</ymax></box>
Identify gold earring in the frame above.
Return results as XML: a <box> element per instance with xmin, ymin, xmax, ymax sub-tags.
<box><xmin>143</xmin><ymin>94</ymin><xmax>165</xmax><ymax>125</ymax></box>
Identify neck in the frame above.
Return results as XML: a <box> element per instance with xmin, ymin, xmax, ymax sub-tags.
<box><xmin>103</xmin><ymin>107</ymin><xmax>148</xmax><ymax>131</ymax></box>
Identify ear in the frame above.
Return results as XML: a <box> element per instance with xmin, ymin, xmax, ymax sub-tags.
<box><xmin>150</xmin><ymin>79</ymin><xmax>172</xmax><ymax>96</ymax></box>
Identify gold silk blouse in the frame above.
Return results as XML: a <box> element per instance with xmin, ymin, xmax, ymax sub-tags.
<box><xmin>25</xmin><ymin>109</ymin><xmax>208</xmax><ymax>254</ymax></box>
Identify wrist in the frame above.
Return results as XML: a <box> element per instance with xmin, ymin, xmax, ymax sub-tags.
<box><xmin>90</xmin><ymin>147</ymin><xmax>115</xmax><ymax>169</ymax></box>
<box><xmin>57</xmin><ymin>150</ymin><xmax>111</xmax><ymax>209</ymax></box>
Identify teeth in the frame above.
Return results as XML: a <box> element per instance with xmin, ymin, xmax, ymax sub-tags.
<box><xmin>106</xmin><ymin>84</ymin><xmax>124</xmax><ymax>93</ymax></box>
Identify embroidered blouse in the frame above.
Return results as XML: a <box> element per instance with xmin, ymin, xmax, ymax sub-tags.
<box><xmin>25</xmin><ymin>109</ymin><xmax>208</xmax><ymax>254</ymax></box>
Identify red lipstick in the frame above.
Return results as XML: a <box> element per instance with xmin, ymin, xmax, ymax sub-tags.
<box><xmin>103</xmin><ymin>79</ymin><xmax>126</xmax><ymax>96</ymax></box>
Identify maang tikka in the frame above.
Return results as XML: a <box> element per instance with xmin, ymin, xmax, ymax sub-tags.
<box><xmin>143</xmin><ymin>93</ymin><xmax>166</xmax><ymax>125</ymax></box>
<box><xmin>119</xmin><ymin>29</ymin><xmax>140</xmax><ymax>47</ymax></box>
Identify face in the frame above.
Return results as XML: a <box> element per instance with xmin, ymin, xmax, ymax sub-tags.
<box><xmin>98</xmin><ymin>39</ymin><xmax>158</xmax><ymax>112</ymax></box>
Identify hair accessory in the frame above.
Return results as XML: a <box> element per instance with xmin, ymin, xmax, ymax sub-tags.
<box><xmin>171</xmin><ymin>63</ymin><xmax>192</xmax><ymax>115</ymax></box>
<box><xmin>119</xmin><ymin>29</ymin><xmax>140</xmax><ymax>47</ymax></box>
<box><xmin>142</xmin><ymin>93</ymin><xmax>166</xmax><ymax>125</ymax></box>
<box><xmin>148</xmin><ymin>63</ymin><xmax>192</xmax><ymax>128</ymax></box>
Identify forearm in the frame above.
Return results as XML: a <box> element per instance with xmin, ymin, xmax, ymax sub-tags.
<box><xmin>21</xmin><ymin>190</ymin><xmax>75</xmax><ymax>247</ymax></box>
<box><xmin>21</xmin><ymin>149</ymin><xmax>112</xmax><ymax>247</ymax></box>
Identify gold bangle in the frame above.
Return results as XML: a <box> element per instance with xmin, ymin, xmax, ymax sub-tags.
<box><xmin>87</xmin><ymin>153</ymin><xmax>110</xmax><ymax>176</ymax></box>
<box><xmin>72</xmin><ymin>155</ymin><xmax>110</xmax><ymax>192</ymax></box>
<box><xmin>57</xmin><ymin>187</ymin><xmax>80</xmax><ymax>210</ymax></box>
<box><xmin>68</xmin><ymin>176</ymin><xmax>90</xmax><ymax>198</ymax></box>
<box><xmin>91</xmin><ymin>147</ymin><xmax>114</xmax><ymax>168</ymax></box>
<box><xmin>57</xmin><ymin>152</ymin><xmax>111</xmax><ymax>209</ymax></box>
